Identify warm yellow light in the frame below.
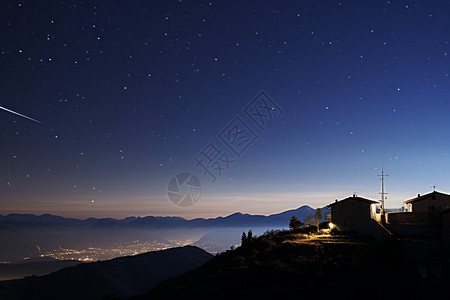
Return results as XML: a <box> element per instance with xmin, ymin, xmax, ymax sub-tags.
<box><xmin>329</xmin><ymin>222</ymin><xmax>335</xmax><ymax>229</ymax></box>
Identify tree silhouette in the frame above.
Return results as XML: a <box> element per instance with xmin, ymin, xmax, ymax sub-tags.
<box><xmin>241</xmin><ymin>229</ymin><xmax>254</xmax><ymax>246</ymax></box>
<box><xmin>241</xmin><ymin>231</ymin><xmax>247</xmax><ymax>245</ymax></box>
<box><xmin>314</xmin><ymin>208</ymin><xmax>323</xmax><ymax>232</ymax></box>
<box><xmin>289</xmin><ymin>215</ymin><xmax>303</xmax><ymax>231</ymax></box>
<box><xmin>304</xmin><ymin>208</ymin><xmax>323</xmax><ymax>232</ymax></box>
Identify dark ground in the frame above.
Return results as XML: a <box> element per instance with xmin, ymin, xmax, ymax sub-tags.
<box><xmin>131</xmin><ymin>227</ymin><xmax>450</xmax><ymax>299</ymax></box>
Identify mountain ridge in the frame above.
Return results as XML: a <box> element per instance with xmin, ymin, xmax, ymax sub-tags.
<box><xmin>0</xmin><ymin>205</ymin><xmax>322</xmax><ymax>228</ymax></box>
<box><xmin>0</xmin><ymin>205</ymin><xmax>328</xmax><ymax>262</ymax></box>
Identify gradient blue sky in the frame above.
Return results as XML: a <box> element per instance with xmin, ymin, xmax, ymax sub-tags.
<box><xmin>1</xmin><ymin>0</ymin><xmax>450</xmax><ymax>218</ymax></box>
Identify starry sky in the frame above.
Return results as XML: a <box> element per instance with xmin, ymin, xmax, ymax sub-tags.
<box><xmin>1</xmin><ymin>0</ymin><xmax>450</xmax><ymax>219</ymax></box>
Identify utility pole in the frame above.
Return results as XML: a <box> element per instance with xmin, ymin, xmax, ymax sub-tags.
<box><xmin>378</xmin><ymin>167</ymin><xmax>388</xmax><ymax>215</ymax></box>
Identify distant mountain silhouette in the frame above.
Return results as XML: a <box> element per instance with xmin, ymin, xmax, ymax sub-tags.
<box><xmin>0</xmin><ymin>246</ymin><xmax>213</xmax><ymax>300</ymax></box>
<box><xmin>0</xmin><ymin>205</ymin><xmax>318</xmax><ymax>230</ymax></box>
<box><xmin>0</xmin><ymin>205</ymin><xmax>323</xmax><ymax>261</ymax></box>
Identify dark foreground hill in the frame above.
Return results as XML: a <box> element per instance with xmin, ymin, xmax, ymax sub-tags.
<box><xmin>131</xmin><ymin>229</ymin><xmax>450</xmax><ymax>299</ymax></box>
<box><xmin>0</xmin><ymin>246</ymin><xmax>213</xmax><ymax>300</ymax></box>
<box><xmin>0</xmin><ymin>259</ymin><xmax>81</xmax><ymax>281</ymax></box>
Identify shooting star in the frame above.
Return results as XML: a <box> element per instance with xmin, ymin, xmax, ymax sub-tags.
<box><xmin>0</xmin><ymin>105</ymin><xmax>42</xmax><ymax>124</ymax></box>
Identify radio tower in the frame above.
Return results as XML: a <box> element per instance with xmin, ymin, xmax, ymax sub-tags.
<box><xmin>378</xmin><ymin>167</ymin><xmax>388</xmax><ymax>215</ymax></box>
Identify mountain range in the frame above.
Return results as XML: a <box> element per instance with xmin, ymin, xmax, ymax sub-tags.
<box><xmin>0</xmin><ymin>205</ymin><xmax>328</xmax><ymax>263</ymax></box>
<box><xmin>0</xmin><ymin>205</ymin><xmax>320</xmax><ymax>229</ymax></box>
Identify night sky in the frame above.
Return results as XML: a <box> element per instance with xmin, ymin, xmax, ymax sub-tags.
<box><xmin>2</xmin><ymin>1</ymin><xmax>450</xmax><ymax>219</ymax></box>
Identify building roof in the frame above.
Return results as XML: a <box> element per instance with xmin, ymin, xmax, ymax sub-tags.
<box><xmin>328</xmin><ymin>195</ymin><xmax>380</xmax><ymax>207</ymax></box>
<box><xmin>404</xmin><ymin>191</ymin><xmax>450</xmax><ymax>204</ymax></box>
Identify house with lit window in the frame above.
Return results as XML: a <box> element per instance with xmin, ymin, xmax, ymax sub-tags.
<box><xmin>328</xmin><ymin>195</ymin><xmax>391</xmax><ymax>239</ymax></box>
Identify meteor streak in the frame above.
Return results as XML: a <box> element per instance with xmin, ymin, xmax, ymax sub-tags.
<box><xmin>0</xmin><ymin>105</ymin><xmax>42</xmax><ymax>124</ymax></box>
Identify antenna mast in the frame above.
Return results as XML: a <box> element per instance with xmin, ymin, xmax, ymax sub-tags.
<box><xmin>378</xmin><ymin>167</ymin><xmax>388</xmax><ymax>214</ymax></box>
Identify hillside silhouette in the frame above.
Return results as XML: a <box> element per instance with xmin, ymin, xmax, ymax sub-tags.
<box><xmin>0</xmin><ymin>246</ymin><xmax>212</xmax><ymax>300</ymax></box>
<box><xmin>0</xmin><ymin>258</ymin><xmax>81</xmax><ymax>281</ymax></box>
<box><xmin>132</xmin><ymin>227</ymin><xmax>450</xmax><ymax>299</ymax></box>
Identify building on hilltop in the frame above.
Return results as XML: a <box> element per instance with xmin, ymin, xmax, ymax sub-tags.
<box><xmin>328</xmin><ymin>195</ymin><xmax>391</xmax><ymax>239</ymax></box>
<box><xmin>404</xmin><ymin>191</ymin><xmax>450</xmax><ymax>213</ymax></box>
<box><xmin>328</xmin><ymin>191</ymin><xmax>450</xmax><ymax>241</ymax></box>
<box><xmin>386</xmin><ymin>191</ymin><xmax>450</xmax><ymax>240</ymax></box>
